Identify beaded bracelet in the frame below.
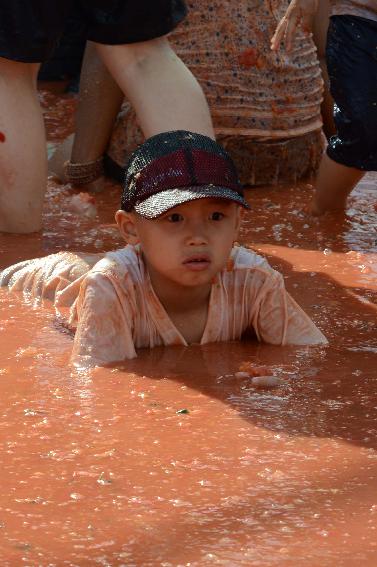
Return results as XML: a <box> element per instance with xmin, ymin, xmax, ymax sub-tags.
<box><xmin>64</xmin><ymin>156</ymin><xmax>104</xmax><ymax>185</ymax></box>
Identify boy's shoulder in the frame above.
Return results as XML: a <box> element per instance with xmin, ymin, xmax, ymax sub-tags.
<box><xmin>83</xmin><ymin>245</ymin><xmax>145</xmax><ymax>292</ymax></box>
<box><xmin>229</xmin><ymin>246</ymin><xmax>277</xmax><ymax>276</ymax></box>
<box><xmin>89</xmin><ymin>245</ymin><xmax>142</xmax><ymax>276</ymax></box>
<box><xmin>223</xmin><ymin>246</ymin><xmax>284</xmax><ymax>293</ymax></box>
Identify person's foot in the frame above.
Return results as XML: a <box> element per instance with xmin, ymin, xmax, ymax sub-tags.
<box><xmin>74</xmin><ymin>176</ymin><xmax>106</xmax><ymax>194</ymax></box>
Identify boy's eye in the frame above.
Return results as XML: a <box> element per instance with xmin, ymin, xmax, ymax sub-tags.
<box><xmin>167</xmin><ymin>213</ymin><xmax>183</xmax><ymax>222</ymax></box>
<box><xmin>211</xmin><ymin>211</ymin><xmax>225</xmax><ymax>221</ymax></box>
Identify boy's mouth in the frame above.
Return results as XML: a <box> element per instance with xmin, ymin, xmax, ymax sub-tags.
<box><xmin>183</xmin><ymin>254</ymin><xmax>211</xmax><ymax>271</ymax></box>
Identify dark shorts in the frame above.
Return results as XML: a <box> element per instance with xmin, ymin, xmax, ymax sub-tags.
<box><xmin>0</xmin><ymin>0</ymin><xmax>187</xmax><ymax>63</ymax></box>
<box><xmin>326</xmin><ymin>15</ymin><xmax>377</xmax><ymax>171</ymax></box>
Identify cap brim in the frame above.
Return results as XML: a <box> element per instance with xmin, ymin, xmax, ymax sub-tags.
<box><xmin>134</xmin><ymin>186</ymin><xmax>250</xmax><ymax>219</ymax></box>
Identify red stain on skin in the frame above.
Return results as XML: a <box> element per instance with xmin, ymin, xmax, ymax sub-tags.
<box><xmin>0</xmin><ymin>132</ymin><xmax>5</xmax><ymax>143</ymax></box>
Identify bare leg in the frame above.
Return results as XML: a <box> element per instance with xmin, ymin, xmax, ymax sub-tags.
<box><xmin>68</xmin><ymin>42</ymin><xmax>124</xmax><ymax>192</ymax></box>
<box><xmin>310</xmin><ymin>153</ymin><xmax>365</xmax><ymax>215</ymax></box>
<box><xmin>95</xmin><ymin>37</ymin><xmax>214</xmax><ymax>139</ymax></box>
<box><xmin>0</xmin><ymin>58</ymin><xmax>45</xmax><ymax>233</ymax></box>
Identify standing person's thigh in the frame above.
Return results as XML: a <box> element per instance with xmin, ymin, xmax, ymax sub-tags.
<box><xmin>74</xmin><ymin>0</ymin><xmax>213</xmax><ymax>139</ymax></box>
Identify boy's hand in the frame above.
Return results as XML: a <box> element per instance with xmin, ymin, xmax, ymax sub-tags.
<box><xmin>271</xmin><ymin>0</ymin><xmax>319</xmax><ymax>51</ymax></box>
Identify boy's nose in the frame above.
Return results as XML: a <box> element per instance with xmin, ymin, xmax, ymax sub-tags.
<box><xmin>185</xmin><ymin>221</ymin><xmax>208</xmax><ymax>245</ymax></box>
<box><xmin>187</xmin><ymin>235</ymin><xmax>207</xmax><ymax>246</ymax></box>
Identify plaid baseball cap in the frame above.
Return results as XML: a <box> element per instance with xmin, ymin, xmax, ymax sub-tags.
<box><xmin>120</xmin><ymin>130</ymin><xmax>250</xmax><ymax>218</ymax></box>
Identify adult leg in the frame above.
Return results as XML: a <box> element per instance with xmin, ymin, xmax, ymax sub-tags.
<box><xmin>309</xmin><ymin>154</ymin><xmax>364</xmax><ymax>215</ymax></box>
<box><xmin>311</xmin><ymin>16</ymin><xmax>377</xmax><ymax>215</ymax></box>
<box><xmin>52</xmin><ymin>38</ymin><xmax>214</xmax><ymax>191</ymax></box>
<box><xmin>0</xmin><ymin>58</ymin><xmax>46</xmax><ymax>233</ymax></box>
<box><xmin>49</xmin><ymin>42</ymin><xmax>124</xmax><ymax>191</ymax></box>
<box><xmin>69</xmin><ymin>41</ymin><xmax>124</xmax><ymax>192</ymax></box>
<box><xmin>95</xmin><ymin>37</ymin><xmax>214</xmax><ymax>140</ymax></box>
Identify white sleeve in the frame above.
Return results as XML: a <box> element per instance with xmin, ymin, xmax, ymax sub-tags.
<box><xmin>0</xmin><ymin>252</ymin><xmax>98</xmax><ymax>305</ymax></box>
<box><xmin>71</xmin><ymin>272</ymin><xmax>137</xmax><ymax>368</ymax></box>
<box><xmin>251</xmin><ymin>271</ymin><xmax>328</xmax><ymax>345</ymax></box>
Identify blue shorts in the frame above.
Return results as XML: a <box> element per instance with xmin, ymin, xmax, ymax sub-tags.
<box><xmin>0</xmin><ymin>0</ymin><xmax>187</xmax><ymax>63</ymax></box>
<box><xmin>326</xmin><ymin>15</ymin><xmax>377</xmax><ymax>171</ymax></box>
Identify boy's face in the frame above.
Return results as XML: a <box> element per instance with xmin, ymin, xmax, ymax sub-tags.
<box><xmin>116</xmin><ymin>198</ymin><xmax>242</xmax><ymax>291</ymax></box>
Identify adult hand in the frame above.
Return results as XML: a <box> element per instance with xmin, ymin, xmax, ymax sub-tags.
<box><xmin>271</xmin><ymin>0</ymin><xmax>319</xmax><ymax>51</ymax></box>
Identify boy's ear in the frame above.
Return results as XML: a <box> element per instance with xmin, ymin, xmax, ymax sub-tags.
<box><xmin>115</xmin><ymin>210</ymin><xmax>139</xmax><ymax>245</ymax></box>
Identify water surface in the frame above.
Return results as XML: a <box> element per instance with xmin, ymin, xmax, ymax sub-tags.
<box><xmin>0</xmin><ymin>85</ymin><xmax>376</xmax><ymax>566</ymax></box>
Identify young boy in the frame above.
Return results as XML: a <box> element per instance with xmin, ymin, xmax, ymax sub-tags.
<box><xmin>271</xmin><ymin>0</ymin><xmax>377</xmax><ymax>215</ymax></box>
<box><xmin>0</xmin><ymin>131</ymin><xmax>327</xmax><ymax>367</ymax></box>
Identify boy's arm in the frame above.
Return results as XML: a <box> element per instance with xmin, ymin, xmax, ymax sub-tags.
<box><xmin>251</xmin><ymin>272</ymin><xmax>327</xmax><ymax>345</ymax></box>
<box><xmin>271</xmin><ymin>0</ymin><xmax>319</xmax><ymax>51</ymax></box>
<box><xmin>71</xmin><ymin>272</ymin><xmax>137</xmax><ymax>368</ymax></box>
<box><xmin>0</xmin><ymin>252</ymin><xmax>98</xmax><ymax>303</ymax></box>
